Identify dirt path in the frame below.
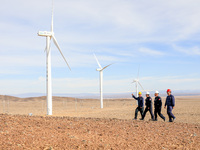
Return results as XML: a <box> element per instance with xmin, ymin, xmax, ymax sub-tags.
<box><xmin>0</xmin><ymin>114</ymin><xmax>199</xmax><ymax>150</ymax></box>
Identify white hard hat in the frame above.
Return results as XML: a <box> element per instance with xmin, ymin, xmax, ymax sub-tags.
<box><xmin>155</xmin><ymin>91</ymin><xmax>159</xmax><ymax>94</ymax></box>
<box><xmin>146</xmin><ymin>92</ymin><xmax>150</xmax><ymax>95</ymax></box>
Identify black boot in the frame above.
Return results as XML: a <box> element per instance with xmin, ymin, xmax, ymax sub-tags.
<box><xmin>163</xmin><ymin>117</ymin><xmax>165</xmax><ymax>121</ymax></box>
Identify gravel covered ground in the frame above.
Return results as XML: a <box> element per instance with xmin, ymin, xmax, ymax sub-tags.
<box><xmin>0</xmin><ymin>114</ymin><xmax>199</xmax><ymax>150</ymax></box>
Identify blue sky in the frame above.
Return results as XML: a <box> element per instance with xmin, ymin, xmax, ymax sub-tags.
<box><xmin>0</xmin><ymin>0</ymin><xmax>200</xmax><ymax>95</ymax></box>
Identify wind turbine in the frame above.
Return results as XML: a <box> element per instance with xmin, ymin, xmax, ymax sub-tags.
<box><xmin>94</xmin><ymin>54</ymin><xmax>112</xmax><ymax>109</ymax></box>
<box><xmin>132</xmin><ymin>65</ymin><xmax>144</xmax><ymax>97</ymax></box>
<box><xmin>38</xmin><ymin>1</ymin><xmax>71</xmax><ymax>115</ymax></box>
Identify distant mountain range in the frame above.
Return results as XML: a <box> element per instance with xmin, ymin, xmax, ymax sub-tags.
<box><xmin>9</xmin><ymin>90</ymin><xmax>200</xmax><ymax>99</ymax></box>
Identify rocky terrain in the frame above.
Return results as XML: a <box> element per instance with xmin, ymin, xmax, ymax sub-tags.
<box><xmin>0</xmin><ymin>95</ymin><xmax>199</xmax><ymax>149</ymax></box>
<box><xmin>0</xmin><ymin>114</ymin><xmax>199</xmax><ymax>149</ymax></box>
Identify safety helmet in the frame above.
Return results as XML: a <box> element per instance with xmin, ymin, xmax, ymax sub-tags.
<box><xmin>155</xmin><ymin>91</ymin><xmax>159</xmax><ymax>94</ymax></box>
<box><xmin>138</xmin><ymin>92</ymin><xmax>142</xmax><ymax>95</ymax></box>
<box><xmin>167</xmin><ymin>89</ymin><xmax>171</xmax><ymax>93</ymax></box>
<box><xmin>146</xmin><ymin>92</ymin><xmax>150</xmax><ymax>95</ymax></box>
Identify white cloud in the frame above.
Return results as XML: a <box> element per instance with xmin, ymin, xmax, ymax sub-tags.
<box><xmin>173</xmin><ymin>44</ymin><xmax>200</xmax><ymax>55</ymax></box>
<box><xmin>139</xmin><ymin>47</ymin><xmax>165</xmax><ymax>56</ymax></box>
<box><xmin>0</xmin><ymin>73</ymin><xmax>200</xmax><ymax>95</ymax></box>
<box><xmin>2</xmin><ymin>0</ymin><xmax>200</xmax><ymax>45</ymax></box>
<box><xmin>0</xmin><ymin>77</ymin><xmax>99</xmax><ymax>95</ymax></box>
<box><xmin>52</xmin><ymin>0</ymin><xmax>200</xmax><ymax>43</ymax></box>
<box><xmin>0</xmin><ymin>55</ymin><xmax>44</xmax><ymax>67</ymax></box>
<box><xmin>140</xmin><ymin>75</ymin><xmax>200</xmax><ymax>91</ymax></box>
<box><xmin>0</xmin><ymin>0</ymin><xmax>200</xmax><ymax>94</ymax></box>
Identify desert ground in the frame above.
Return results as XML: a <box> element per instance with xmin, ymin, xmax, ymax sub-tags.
<box><xmin>0</xmin><ymin>95</ymin><xmax>199</xmax><ymax>149</ymax></box>
<box><xmin>0</xmin><ymin>95</ymin><xmax>200</xmax><ymax>124</ymax></box>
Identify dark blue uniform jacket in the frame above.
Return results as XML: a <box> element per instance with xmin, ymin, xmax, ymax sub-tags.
<box><xmin>154</xmin><ymin>96</ymin><xmax>162</xmax><ymax>108</ymax></box>
<box><xmin>165</xmin><ymin>95</ymin><xmax>175</xmax><ymax>107</ymax></box>
<box><xmin>145</xmin><ymin>97</ymin><xmax>152</xmax><ymax>107</ymax></box>
<box><xmin>132</xmin><ymin>95</ymin><xmax>144</xmax><ymax>107</ymax></box>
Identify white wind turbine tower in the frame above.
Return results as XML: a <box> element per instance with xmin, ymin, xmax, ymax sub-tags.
<box><xmin>38</xmin><ymin>1</ymin><xmax>71</xmax><ymax>115</ymax></box>
<box><xmin>132</xmin><ymin>66</ymin><xmax>144</xmax><ymax>98</ymax></box>
<box><xmin>94</xmin><ymin>54</ymin><xmax>112</xmax><ymax>109</ymax></box>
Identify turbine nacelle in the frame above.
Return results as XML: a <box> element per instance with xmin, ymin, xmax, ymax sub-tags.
<box><xmin>96</xmin><ymin>68</ymin><xmax>102</xmax><ymax>71</ymax></box>
<box><xmin>38</xmin><ymin>31</ymin><xmax>53</xmax><ymax>37</ymax></box>
<box><xmin>133</xmin><ymin>79</ymin><xmax>139</xmax><ymax>82</ymax></box>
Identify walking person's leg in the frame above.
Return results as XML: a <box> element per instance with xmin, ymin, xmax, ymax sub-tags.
<box><xmin>149</xmin><ymin>107</ymin><xmax>154</xmax><ymax>120</ymax></box>
<box><xmin>167</xmin><ymin>106</ymin><xmax>175</xmax><ymax>121</ymax></box>
<box><xmin>158</xmin><ymin>107</ymin><xmax>165</xmax><ymax>121</ymax></box>
<box><xmin>154</xmin><ymin>108</ymin><xmax>158</xmax><ymax>121</ymax></box>
<box><xmin>167</xmin><ymin>106</ymin><xmax>172</xmax><ymax>122</ymax></box>
<box><xmin>142</xmin><ymin>107</ymin><xmax>148</xmax><ymax>120</ymax></box>
<box><xmin>139</xmin><ymin>107</ymin><xmax>144</xmax><ymax>119</ymax></box>
<box><xmin>134</xmin><ymin>107</ymin><xmax>139</xmax><ymax>119</ymax></box>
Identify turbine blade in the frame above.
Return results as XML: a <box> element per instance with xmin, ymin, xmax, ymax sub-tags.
<box><xmin>44</xmin><ymin>46</ymin><xmax>47</xmax><ymax>52</ymax></box>
<box><xmin>138</xmin><ymin>81</ymin><xmax>144</xmax><ymax>90</ymax></box>
<box><xmin>137</xmin><ymin>65</ymin><xmax>140</xmax><ymax>79</ymax></box>
<box><xmin>93</xmin><ymin>53</ymin><xmax>102</xmax><ymax>69</ymax></box>
<box><xmin>102</xmin><ymin>63</ymin><xmax>113</xmax><ymax>70</ymax></box>
<box><xmin>51</xmin><ymin>0</ymin><xmax>54</xmax><ymax>32</ymax></box>
<box><xmin>131</xmin><ymin>81</ymin><xmax>136</xmax><ymax>83</ymax></box>
<box><xmin>52</xmin><ymin>35</ymin><xmax>71</xmax><ymax>71</ymax></box>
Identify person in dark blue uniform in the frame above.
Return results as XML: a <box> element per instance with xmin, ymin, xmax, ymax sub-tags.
<box><xmin>154</xmin><ymin>91</ymin><xmax>165</xmax><ymax>121</ymax></box>
<box><xmin>132</xmin><ymin>92</ymin><xmax>144</xmax><ymax>120</ymax></box>
<box><xmin>141</xmin><ymin>92</ymin><xmax>154</xmax><ymax>120</ymax></box>
<box><xmin>164</xmin><ymin>89</ymin><xmax>176</xmax><ymax>122</ymax></box>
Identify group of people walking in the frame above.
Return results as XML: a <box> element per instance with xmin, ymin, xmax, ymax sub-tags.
<box><xmin>132</xmin><ymin>89</ymin><xmax>176</xmax><ymax>122</ymax></box>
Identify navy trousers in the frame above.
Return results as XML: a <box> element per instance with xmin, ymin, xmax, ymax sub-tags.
<box><xmin>142</xmin><ymin>106</ymin><xmax>154</xmax><ymax>120</ymax></box>
<box><xmin>154</xmin><ymin>107</ymin><xmax>165</xmax><ymax>120</ymax></box>
<box><xmin>135</xmin><ymin>107</ymin><xmax>144</xmax><ymax>119</ymax></box>
<box><xmin>167</xmin><ymin>106</ymin><xmax>175</xmax><ymax>121</ymax></box>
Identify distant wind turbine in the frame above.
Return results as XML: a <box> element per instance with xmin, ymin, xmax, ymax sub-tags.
<box><xmin>94</xmin><ymin>54</ymin><xmax>112</xmax><ymax>109</ymax></box>
<box><xmin>132</xmin><ymin>65</ymin><xmax>144</xmax><ymax>98</ymax></box>
<box><xmin>38</xmin><ymin>0</ymin><xmax>71</xmax><ymax>115</ymax></box>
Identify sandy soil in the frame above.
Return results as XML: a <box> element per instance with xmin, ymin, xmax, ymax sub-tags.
<box><xmin>0</xmin><ymin>114</ymin><xmax>199</xmax><ymax>150</ymax></box>
<box><xmin>0</xmin><ymin>95</ymin><xmax>199</xmax><ymax>149</ymax></box>
<box><xmin>0</xmin><ymin>95</ymin><xmax>199</xmax><ymax>124</ymax></box>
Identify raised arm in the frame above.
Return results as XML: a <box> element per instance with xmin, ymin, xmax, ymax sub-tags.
<box><xmin>132</xmin><ymin>94</ymin><xmax>138</xmax><ymax>100</ymax></box>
